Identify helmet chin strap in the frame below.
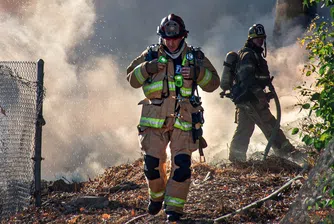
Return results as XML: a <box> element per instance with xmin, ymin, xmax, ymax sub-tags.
<box><xmin>263</xmin><ymin>39</ymin><xmax>267</xmax><ymax>58</ymax></box>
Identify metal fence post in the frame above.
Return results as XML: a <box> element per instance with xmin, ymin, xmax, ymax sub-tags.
<box><xmin>34</xmin><ymin>59</ymin><xmax>45</xmax><ymax>207</ymax></box>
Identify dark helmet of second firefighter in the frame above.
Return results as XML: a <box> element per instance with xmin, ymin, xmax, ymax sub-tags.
<box><xmin>248</xmin><ymin>24</ymin><xmax>266</xmax><ymax>40</ymax></box>
<box><xmin>157</xmin><ymin>14</ymin><xmax>189</xmax><ymax>39</ymax></box>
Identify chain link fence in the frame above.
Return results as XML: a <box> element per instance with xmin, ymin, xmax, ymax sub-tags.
<box><xmin>0</xmin><ymin>61</ymin><xmax>45</xmax><ymax>219</ymax></box>
<box><xmin>281</xmin><ymin>140</ymin><xmax>334</xmax><ymax>223</ymax></box>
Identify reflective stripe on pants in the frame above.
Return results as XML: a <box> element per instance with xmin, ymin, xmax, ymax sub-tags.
<box><xmin>138</xmin><ymin>118</ymin><xmax>198</xmax><ymax>213</ymax></box>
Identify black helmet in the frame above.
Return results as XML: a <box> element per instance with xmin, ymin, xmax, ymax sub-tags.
<box><xmin>248</xmin><ymin>24</ymin><xmax>266</xmax><ymax>40</ymax></box>
<box><xmin>157</xmin><ymin>14</ymin><xmax>189</xmax><ymax>39</ymax></box>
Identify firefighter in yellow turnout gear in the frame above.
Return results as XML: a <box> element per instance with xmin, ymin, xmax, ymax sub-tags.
<box><xmin>127</xmin><ymin>14</ymin><xmax>219</xmax><ymax>222</ymax></box>
<box><xmin>221</xmin><ymin>24</ymin><xmax>302</xmax><ymax>163</ymax></box>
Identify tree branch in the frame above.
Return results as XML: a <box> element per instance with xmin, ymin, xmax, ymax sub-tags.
<box><xmin>214</xmin><ymin>175</ymin><xmax>304</xmax><ymax>223</ymax></box>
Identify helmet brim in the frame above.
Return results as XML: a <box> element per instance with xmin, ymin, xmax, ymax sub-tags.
<box><xmin>248</xmin><ymin>34</ymin><xmax>267</xmax><ymax>40</ymax></box>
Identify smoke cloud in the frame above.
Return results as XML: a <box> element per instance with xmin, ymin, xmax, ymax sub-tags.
<box><xmin>0</xmin><ymin>0</ymin><xmax>313</xmax><ymax>180</ymax></box>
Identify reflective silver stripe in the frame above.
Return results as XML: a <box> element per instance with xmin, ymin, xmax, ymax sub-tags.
<box><xmin>143</xmin><ymin>81</ymin><xmax>163</xmax><ymax>95</ymax></box>
<box><xmin>255</xmin><ymin>75</ymin><xmax>270</xmax><ymax>80</ymax></box>
<box><xmin>198</xmin><ymin>69</ymin><xmax>212</xmax><ymax>87</ymax></box>
<box><xmin>149</xmin><ymin>189</ymin><xmax>165</xmax><ymax>199</ymax></box>
<box><xmin>164</xmin><ymin>195</ymin><xmax>185</xmax><ymax>208</ymax></box>
<box><xmin>170</xmin><ymin>82</ymin><xmax>191</xmax><ymax>97</ymax></box>
<box><xmin>169</xmin><ymin>82</ymin><xmax>175</xmax><ymax>91</ymax></box>
<box><xmin>239</xmin><ymin>64</ymin><xmax>255</xmax><ymax>72</ymax></box>
<box><xmin>134</xmin><ymin>64</ymin><xmax>145</xmax><ymax>84</ymax></box>
<box><xmin>180</xmin><ymin>87</ymin><xmax>192</xmax><ymax>96</ymax></box>
<box><xmin>174</xmin><ymin>118</ymin><xmax>192</xmax><ymax>131</ymax></box>
<box><xmin>140</xmin><ymin>117</ymin><xmax>165</xmax><ymax>128</ymax></box>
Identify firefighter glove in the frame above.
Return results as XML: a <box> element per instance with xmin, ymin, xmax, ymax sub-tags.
<box><xmin>266</xmin><ymin>92</ymin><xmax>275</xmax><ymax>102</ymax></box>
<box><xmin>145</xmin><ymin>59</ymin><xmax>166</xmax><ymax>75</ymax></box>
<box><xmin>182</xmin><ymin>65</ymin><xmax>200</xmax><ymax>80</ymax></box>
<box><xmin>254</xmin><ymin>88</ymin><xmax>269</xmax><ymax>108</ymax></box>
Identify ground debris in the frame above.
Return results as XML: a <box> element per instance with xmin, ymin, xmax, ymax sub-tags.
<box><xmin>2</xmin><ymin>158</ymin><xmax>308</xmax><ymax>224</ymax></box>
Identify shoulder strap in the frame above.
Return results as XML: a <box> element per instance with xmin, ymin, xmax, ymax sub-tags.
<box><xmin>191</xmin><ymin>46</ymin><xmax>204</xmax><ymax>62</ymax></box>
<box><xmin>189</xmin><ymin>45</ymin><xmax>204</xmax><ymax>77</ymax></box>
<box><xmin>240</xmin><ymin>47</ymin><xmax>260</xmax><ymax>67</ymax></box>
<box><xmin>235</xmin><ymin>49</ymin><xmax>244</xmax><ymax>77</ymax></box>
<box><xmin>189</xmin><ymin>46</ymin><xmax>204</xmax><ymax>105</ymax></box>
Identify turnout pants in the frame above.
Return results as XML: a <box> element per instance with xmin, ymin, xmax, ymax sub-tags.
<box><xmin>138</xmin><ymin>117</ymin><xmax>198</xmax><ymax>214</ymax></box>
<box><xmin>229</xmin><ymin>101</ymin><xmax>295</xmax><ymax>162</ymax></box>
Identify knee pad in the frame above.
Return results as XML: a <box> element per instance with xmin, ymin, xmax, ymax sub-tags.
<box><xmin>144</xmin><ymin>155</ymin><xmax>160</xmax><ymax>180</ymax></box>
<box><xmin>173</xmin><ymin>154</ymin><xmax>191</xmax><ymax>182</ymax></box>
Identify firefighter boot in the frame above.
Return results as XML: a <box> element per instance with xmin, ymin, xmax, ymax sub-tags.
<box><xmin>166</xmin><ymin>211</ymin><xmax>182</xmax><ymax>222</ymax></box>
<box><xmin>288</xmin><ymin>150</ymin><xmax>308</xmax><ymax>166</ymax></box>
<box><xmin>275</xmin><ymin>141</ymin><xmax>307</xmax><ymax>166</ymax></box>
<box><xmin>148</xmin><ymin>200</ymin><xmax>163</xmax><ymax>215</ymax></box>
<box><xmin>229</xmin><ymin>150</ymin><xmax>247</xmax><ymax>163</ymax></box>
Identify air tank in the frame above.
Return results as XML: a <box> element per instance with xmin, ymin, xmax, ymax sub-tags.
<box><xmin>220</xmin><ymin>51</ymin><xmax>239</xmax><ymax>91</ymax></box>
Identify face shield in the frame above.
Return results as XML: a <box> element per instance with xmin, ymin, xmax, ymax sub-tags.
<box><xmin>162</xmin><ymin>20</ymin><xmax>181</xmax><ymax>38</ymax></box>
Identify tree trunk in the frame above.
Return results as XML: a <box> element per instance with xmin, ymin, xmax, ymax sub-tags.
<box><xmin>281</xmin><ymin>140</ymin><xmax>334</xmax><ymax>223</ymax></box>
<box><xmin>273</xmin><ymin>0</ymin><xmax>316</xmax><ymax>47</ymax></box>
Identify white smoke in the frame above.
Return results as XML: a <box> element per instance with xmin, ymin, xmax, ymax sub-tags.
<box><xmin>0</xmin><ymin>0</ymin><xmax>313</xmax><ymax>180</ymax></box>
<box><xmin>0</xmin><ymin>0</ymin><xmax>141</xmax><ymax>180</ymax></box>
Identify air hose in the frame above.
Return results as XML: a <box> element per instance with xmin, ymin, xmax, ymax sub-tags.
<box><xmin>263</xmin><ymin>82</ymin><xmax>281</xmax><ymax>160</ymax></box>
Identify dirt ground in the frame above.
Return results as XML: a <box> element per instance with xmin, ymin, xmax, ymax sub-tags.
<box><xmin>2</xmin><ymin>156</ymin><xmax>310</xmax><ymax>224</ymax></box>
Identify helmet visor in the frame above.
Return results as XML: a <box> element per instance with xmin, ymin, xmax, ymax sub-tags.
<box><xmin>162</xmin><ymin>20</ymin><xmax>180</xmax><ymax>38</ymax></box>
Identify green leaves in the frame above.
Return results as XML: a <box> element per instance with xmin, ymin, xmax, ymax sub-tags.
<box><xmin>311</xmin><ymin>93</ymin><xmax>321</xmax><ymax>101</ymax></box>
<box><xmin>319</xmin><ymin>64</ymin><xmax>327</xmax><ymax>75</ymax></box>
<box><xmin>296</xmin><ymin>9</ymin><xmax>334</xmax><ymax>218</ymax></box>
<box><xmin>330</xmin><ymin>189</ymin><xmax>334</xmax><ymax>198</ymax></box>
<box><xmin>302</xmin><ymin>103</ymin><xmax>311</xmax><ymax>109</ymax></box>
<box><xmin>326</xmin><ymin>0</ymin><xmax>334</xmax><ymax>6</ymax></box>
<box><xmin>295</xmin><ymin>15</ymin><xmax>334</xmax><ymax>152</ymax></box>
<box><xmin>302</xmin><ymin>135</ymin><xmax>314</xmax><ymax>145</ymax></box>
<box><xmin>329</xmin><ymin>31</ymin><xmax>334</xmax><ymax>37</ymax></box>
<box><xmin>291</xmin><ymin>128</ymin><xmax>299</xmax><ymax>135</ymax></box>
<box><xmin>329</xmin><ymin>199</ymin><xmax>334</xmax><ymax>208</ymax></box>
